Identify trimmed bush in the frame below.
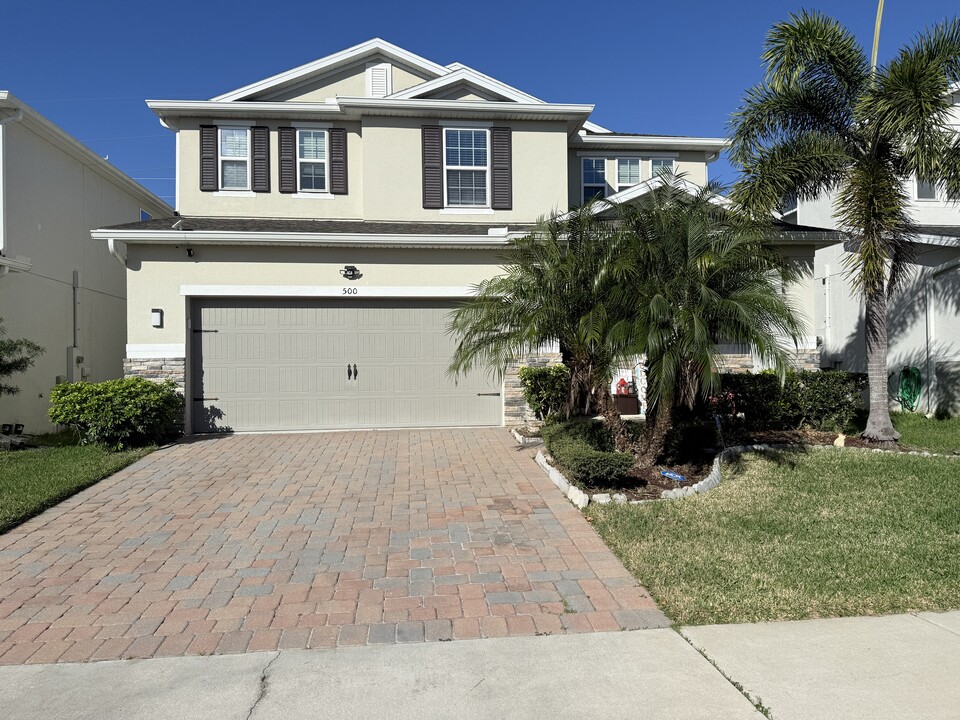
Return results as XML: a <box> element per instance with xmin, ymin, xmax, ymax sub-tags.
<box><xmin>518</xmin><ymin>365</ymin><xmax>570</xmax><ymax>420</ymax></box>
<box><xmin>49</xmin><ymin>378</ymin><xmax>183</xmax><ymax>450</ymax></box>
<box><xmin>713</xmin><ymin>370</ymin><xmax>866</xmax><ymax>431</ymax></box>
<box><xmin>541</xmin><ymin>419</ymin><xmax>634</xmax><ymax>486</ymax></box>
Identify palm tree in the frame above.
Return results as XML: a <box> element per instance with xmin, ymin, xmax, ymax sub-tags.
<box><xmin>447</xmin><ymin>203</ymin><xmax>640</xmax><ymax>449</ymax></box>
<box><xmin>729</xmin><ymin>11</ymin><xmax>960</xmax><ymax>442</ymax></box>
<box><xmin>615</xmin><ymin>177</ymin><xmax>806</xmax><ymax>464</ymax></box>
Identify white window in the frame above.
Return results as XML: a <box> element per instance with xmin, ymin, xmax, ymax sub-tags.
<box><xmin>444</xmin><ymin>128</ymin><xmax>489</xmax><ymax>207</ymax></box>
<box><xmin>616</xmin><ymin>158</ymin><xmax>640</xmax><ymax>192</ymax></box>
<box><xmin>298</xmin><ymin>129</ymin><xmax>328</xmax><ymax>192</ymax></box>
<box><xmin>219</xmin><ymin>127</ymin><xmax>250</xmax><ymax>190</ymax></box>
<box><xmin>582</xmin><ymin>158</ymin><xmax>606</xmax><ymax>204</ymax></box>
<box><xmin>651</xmin><ymin>157</ymin><xmax>674</xmax><ymax>177</ymax></box>
<box><xmin>139</xmin><ymin>209</ymin><xmax>152</xmax><ymax>222</ymax></box>
<box><xmin>916</xmin><ymin>179</ymin><xmax>938</xmax><ymax>200</ymax></box>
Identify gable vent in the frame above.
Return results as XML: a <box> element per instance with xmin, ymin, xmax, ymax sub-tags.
<box><xmin>366</xmin><ymin>62</ymin><xmax>392</xmax><ymax>98</ymax></box>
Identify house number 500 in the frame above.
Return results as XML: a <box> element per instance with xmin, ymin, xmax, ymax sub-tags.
<box><xmin>342</xmin><ymin>287</ymin><xmax>358</xmax><ymax>295</ymax></box>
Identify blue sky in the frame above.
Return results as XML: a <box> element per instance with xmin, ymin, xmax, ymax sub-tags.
<box><xmin>4</xmin><ymin>0</ymin><xmax>958</xmax><ymax>207</ymax></box>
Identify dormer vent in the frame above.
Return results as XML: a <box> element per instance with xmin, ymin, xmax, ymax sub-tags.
<box><xmin>366</xmin><ymin>62</ymin><xmax>392</xmax><ymax>98</ymax></box>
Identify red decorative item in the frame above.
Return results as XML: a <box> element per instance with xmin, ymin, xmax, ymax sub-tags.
<box><xmin>616</xmin><ymin>378</ymin><xmax>629</xmax><ymax>395</ymax></box>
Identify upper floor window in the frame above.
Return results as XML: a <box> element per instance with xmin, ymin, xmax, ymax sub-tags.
<box><xmin>617</xmin><ymin>158</ymin><xmax>640</xmax><ymax>192</ymax></box>
<box><xmin>298</xmin><ymin>129</ymin><xmax>328</xmax><ymax>192</ymax></box>
<box><xmin>139</xmin><ymin>209</ymin><xmax>152</xmax><ymax>222</ymax></box>
<box><xmin>219</xmin><ymin>127</ymin><xmax>250</xmax><ymax>190</ymax></box>
<box><xmin>582</xmin><ymin>158</ymin><xmax>606</xmax><ymax>204</ymax></box>
<box><xmin>445</xmin><ymin>128</ymin><xmax>489</xmax><ymax>206</ymax></box>
<box><xmin>651</xmin><ymin>157</ymin><xmax>675</xmax><ymax>177</ymax></box>
<box><xmin>916</xmin><ymin>179</ymin><xmax>938</xmax><ymax>200</ymax></box>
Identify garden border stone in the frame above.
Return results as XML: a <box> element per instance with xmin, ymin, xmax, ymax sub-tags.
<box><xmin>511</xmin><ymin>428</ymin><xmax>543</xmax><ymax>447</ymax></box>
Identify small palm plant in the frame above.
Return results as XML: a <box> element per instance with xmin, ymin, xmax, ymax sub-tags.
<box><xmin>729</xmin><ymin>11</ymin><xmax>960</xmax><ymax>442</ymax></box>
<box><xmin>447</xmin><ymin>203</ymin><xmax>638</xmax><ymax>448</ymax></box>
<box><xmin>616</xmin><ymin>177</ymin><xmax>806</xmax><ymax>464</ymax></box>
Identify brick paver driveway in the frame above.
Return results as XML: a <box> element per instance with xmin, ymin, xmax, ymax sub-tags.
<box><xmin>0</xmin><ymin>429</ymin><xmax>667</xmax><ymax>664</ymax></box>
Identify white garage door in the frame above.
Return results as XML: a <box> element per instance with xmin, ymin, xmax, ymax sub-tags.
<box><xmin>190</xmin><ymin>298</ymin><xmax>502</xmax><ymax>433</ymax></box>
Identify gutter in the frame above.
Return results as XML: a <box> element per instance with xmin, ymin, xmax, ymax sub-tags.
<box><xmin>106</xmin><ymin>238</ymin><xmax>127</xmax><ymax>267</ymax></box>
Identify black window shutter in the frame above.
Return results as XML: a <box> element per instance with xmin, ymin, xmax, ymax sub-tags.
<box><xmin>491</xmin><ymin>127</ymin><xmax>512</xmax><ymax>210</ymax></box>
<box><xmin>278</xmin><ymin>127</ymin><xmax>297</xmax><ymax>193</ymax></box>
<box><xmin>422</xmin><ymin>125</ymin><xmax>443</xmax><ymax>209</ymax></box>
<box><xmin>199</xmin><ymin>125</ymin><xmax>218</xmax><ymax>192</ymax></box>
<box><xmin>329</xmin><ymin>128</ymin><xmax>348</xmax><ymax>195</ymax></box>
<box><xmin>251</xmin><ymin>126</ymin><xmax>270</xmax><ymax>193</ymax></box>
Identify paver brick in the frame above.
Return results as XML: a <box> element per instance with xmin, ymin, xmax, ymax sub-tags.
<box><xmin>0</xmin><ymin>429</ymin><xmax>663</xmax><ymax>665</ymax></box>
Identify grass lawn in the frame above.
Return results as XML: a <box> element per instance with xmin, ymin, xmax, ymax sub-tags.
<box><xmin>587</xmin><ymin>449</ymin><xmax>960</xmax><ymax>625</ymax></box>
<box><xmin>0</xmin><ymin>434</ymin><xmax>151</xmax><ymax>534</ymax></box>
<box><xmin>891</xmin><ymin>412</ymin><xmax>960</xmax><ymax>454</ymax></box>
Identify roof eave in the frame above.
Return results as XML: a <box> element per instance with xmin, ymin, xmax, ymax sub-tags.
<box><xmin>574</xmin><ymin>134</ymin><xmax>730</xmax><ymax>153</ymax></box>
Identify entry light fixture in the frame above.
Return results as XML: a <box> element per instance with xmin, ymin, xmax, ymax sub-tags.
<box><xmin>151</xmin><ymin>308</ymin><xmax>164</xmax><ymax>328</ymax></box>
<box><xmin>340</xmin><ymin>265</ymin><xmax>362</xmax><ymax>281</ymax></box>
<box><xmin>186</xmin><ymin>248</ymin><xmax>195</xmax><ymax>257</ymax></box>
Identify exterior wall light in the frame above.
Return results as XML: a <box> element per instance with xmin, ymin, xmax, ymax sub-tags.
<box><xmin>340</xmin><ymin>265</ymin><xmax>362</xmax><ymax>281</ymax></box>
<box><xmin>151</xmin><ymin>308</ymin><xmax>164</xmax><ymax>328</ymax></box>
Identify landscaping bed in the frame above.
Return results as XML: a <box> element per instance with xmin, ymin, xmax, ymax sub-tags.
<box><xmin>587</xmin><ymin>448</ymin><xmax>960</xmax><ymax>625</ymax></box>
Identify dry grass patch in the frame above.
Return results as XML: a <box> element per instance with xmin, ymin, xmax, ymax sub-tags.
<box><xmin>587</xmin><ymin>449</ymin><xmax>960</xmax><ymax>625</ymax></box>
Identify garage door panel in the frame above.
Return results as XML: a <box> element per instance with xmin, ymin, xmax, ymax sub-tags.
<box><xmin>192</xmin><ymin>298</ymin><xmax>501</xmax><ymax>432</ymax></box>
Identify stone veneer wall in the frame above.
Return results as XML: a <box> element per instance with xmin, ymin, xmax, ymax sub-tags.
<box><xmin>504</xmin><ymin>351</ymin><xmax>564</xmax><ymax>427</ymax></box>
<box><xmin>719</xmin><ymin>349</ymin><xmax>821</xmax><ymax>374</ymax></box>
<box><xmin>123</xmin><ymin>357</ymin><xmax>186</xmax><ymax>391</ymax></box>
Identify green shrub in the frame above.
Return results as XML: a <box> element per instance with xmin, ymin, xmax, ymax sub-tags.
<box><xmin>714</xmin><ymin>370</ymin><xmax>866</xmax><ymax>431</ymax></box>
<box><xmin>49</xmin><ymin>378</ymin><xmax>183</xmax><ymax>450</ymax></box>
<box><xmin>541</xmin><ymin>419</ymin><xmax>634</xmax><ymax>486</ymax></box>
<box><xmin>518</xmin><ymin>365</ymin><xmax>570</xmax><ymax>420</ymax></box>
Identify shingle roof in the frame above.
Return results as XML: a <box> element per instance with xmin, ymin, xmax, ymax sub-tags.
<box><xmin>102</xmin><ymin>216</ymin><xmax>531</xmax><ymax>236</ymax></box>
<box><xmin>917</xmin><ymin>225</ymin><xmax>960</xmax><ymax>238</ymax></box>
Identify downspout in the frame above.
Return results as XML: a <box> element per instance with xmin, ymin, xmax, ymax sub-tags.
<box><xmin>106</xmin><ymin>238</ymin><xmax>127</xmax><ymax>267</ymax></box>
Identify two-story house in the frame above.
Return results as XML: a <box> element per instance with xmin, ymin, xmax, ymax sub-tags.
<box><xmin>786</xmin><ymin>86</ymin><xmax>960</xmax><ymax>415</ymax></box>
<box><xmin>94</xmin><ymin>39</ymin><xmax>828</xmax><ymax>434</ymax></box>
<box><xmin>0</xmin><ymin>93</ymin><xmax>171</xmax><ymax>433</ymax></box>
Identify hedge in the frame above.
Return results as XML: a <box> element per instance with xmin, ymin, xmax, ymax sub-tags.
<box><xmin>49</xmin><ymin>377</ymin><xmax>183</xmax><ymax>450</ymax></box>
<box><xmin>540</xmin><ymin>419</ymin><xmax>634</xmax><ymax>486</ymax></box>
<box><xmin>712</xmin><ymin>370</ymin><xmax>867</xmax><ymax>431</ymax></box>
<box><xmin>518</xmin><ymin>365</ymin><xmax>569</xmax><ymax>420</ymax></box>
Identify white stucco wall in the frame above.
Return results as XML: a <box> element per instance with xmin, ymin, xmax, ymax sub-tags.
<box><xmin>0</xmin><ymin>118</ymin><xmax>168</xmax><ymax>432</ymax></box>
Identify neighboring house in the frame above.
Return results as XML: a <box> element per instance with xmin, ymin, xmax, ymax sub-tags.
<box><xmin>786</xmin><ymin>87</ymin><xmax>960</xmax><ymax>415</ymax></box>
<box><xmin>0</xmin><ymin>92</ymin><xmax>172</xmax><ymax>432</ymax></box>
<box><xmin>93</xmin><ymin>38</ymin><xmax>830</xmax><ymax>433</ymax></box>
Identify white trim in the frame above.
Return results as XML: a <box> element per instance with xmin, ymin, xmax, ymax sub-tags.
<box><xmin>214</xmin><ymin>190</ymin><xmax>256</xmax><ymax>198</ymax></box>
<box><xmin>211</xmin><ymin>39</ymin><xmax>449</xmax><ymax>102</ymax></box>
<box><xmin>443</xmin><ymin>127</ymin><xmax>491</xmax><ymax>209</ymax></box>
<box><xmin>390</xmin><ymin>67</ymin><xmax>537</xmax><ymax>103</ymax></box>
<box><xmin>439</xmin><ymin>208</ymin><xmax>495</xmax><ymax>215</ymax></box>
<box><xmin>649</xmin><ymin>157</ymin><xmax>675</xmax><ymax>180</ymax></box>
<box><xmin>295</xmin><ymin>127</ymin><xmax>329</xmax><ymax>193</ymax></box>
<box><xmin>365</xmin><ymin>62</ymin><xmax>393</xmax><ymax>98</ymax></box>
<box><xmin>292</xmin><ymin>120</ymin><xmax>332</xmax><ymax>129</ymax></box>
<box><xmin>615</xmin><ymin>157</ymin><xmax>641</xmax><ymax>194</ymax></box>
<box><xmin>93</xmin><ymin>228</ymin><xmax>510</xmax><ymax>249</ymax></box>
<box><xmin>440</xmin><ymin>118</ymin><xmax>494</xmax><ymax>129</ymax></box>
<box><xmin>180</xmin><ymin>284</ymin><xmax>476</xmax><ymax>298</ymax></box>
<box><xmin>291</xmin><ymin>192</ymin><xmax>335</xmax><ymax>200</ymax></box>
<box><xmin>126</xmin><ymin>343</ymin><xmax>185</xmax><ymax>359</ymax></box>
<box><xmin>218</xmin><ymin>126</ymin><xmax>251</xmax><ymax>191</ymax></box>
<box><xmin>174</xmin><ymin>131</ymin><xmax>181</xmax><ymax>211</ymax></box>
<box><xmin>575</xmin><ymin>150</ymin><xmax>679</xmax><ymax>158</ymax></box>
<box><xmin>575</xmin><ymin>134</ymin><xmax>729</xmax><ymax>152</ymax></box>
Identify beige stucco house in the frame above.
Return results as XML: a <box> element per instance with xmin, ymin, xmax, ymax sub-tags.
<box><xmin>786</xmin><ymin>86</ymin><xmax>960</xmax><ymax>414</ymax></box>
<box><xmin>94</xmin><ymin>39</ymin><xmax>827</xmax><ymax>434</ymax></box>
<box><xmin>0</xmin><ymin>93</ymin><xmax>171</xmax><ymax>432</ymax></box>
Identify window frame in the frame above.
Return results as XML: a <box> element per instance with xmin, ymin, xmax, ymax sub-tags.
<box><xmin>218</xmin><ymin>126</ymin><xmax>251</xmax><ymax>191</ymax></box>
<box><xmin>442</xmin><ymin>127</ymin><xmax>491</xmax><ymax>208</ymax></box>
<box><xmin>650</xmin><ymin>157</ymin><xmax>675</xmax><ymax>178</ymax></box>
<box><xmin>615</xmin><ymin>157</ymin><xmax>641</xmax><ymax>193</ymax></box>
<box><xmin>581</xmin><ymin>157</ymin><xmax>607</xmax><ymax>204</ymax></box>
<box><xmin>296</xmin><ymin>127</ymin><xmax>330</xmax><ymax>194</ymax></box>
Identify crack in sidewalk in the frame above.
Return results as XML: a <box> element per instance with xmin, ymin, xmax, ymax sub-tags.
<box><xmin>911</xmin><ymin>612</ymin><xmax>960</xmax><ymax>638</ymax></box>
<box><xmin>673</xmin><ymin>627</ymin><xmax>774</xmax><ymax>719</ymax></box>
<box><xmin>245</xmin><ymin>652</ymin><xmax>281</xmax><ymax>720</ymax></box>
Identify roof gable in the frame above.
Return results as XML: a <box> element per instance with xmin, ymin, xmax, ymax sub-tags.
<box><xmin>211</xmin><ymin>38</ymin><xmax>448</xmax><ymax>102</ymax></box>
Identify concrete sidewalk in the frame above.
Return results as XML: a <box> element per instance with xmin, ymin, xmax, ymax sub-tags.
<box><xmin>683</xmin><ymin>610</ymin><xmax>960</xmax><ymax>720</ymax></box>
<box><xmin>0</xmin><ymin>629</ymin><xmax>761</xmax><ymax>720</ymax></box>
<box><xmin>3</xmin><ymin>611</ymin><xmax>958</xmax><ymax>719</ymax></box>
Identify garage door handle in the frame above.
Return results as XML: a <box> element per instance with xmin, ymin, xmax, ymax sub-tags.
<box><xmin>477</xmin><ymin>392</ymin><xmax>501</xmax><ymax>396</ymax></box>
<box><xmin>347</xmin><ymin>364</ymin><xmax>352</xmax><ymax>380</ymax></box>
<box><xmin>193</xmin><ymin>397</ymin><xmax>219</xmax><ymax>401</ymax></box>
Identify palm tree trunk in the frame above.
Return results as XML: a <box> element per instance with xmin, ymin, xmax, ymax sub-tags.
<box><xmin>639</xmin><ymin>399</ymin><xmax>673</xmax><ymax>468</ymax></box>
<box><xmin>862</xmin><ymin>287</ymin><xmax>900</xmax><ymax>443</ymax></box>
<box><xmin>597</xmin><ymin>384</ymin><xmax>644</xmax><ymax>456</ymax></box>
